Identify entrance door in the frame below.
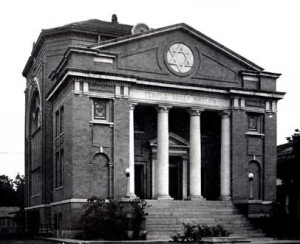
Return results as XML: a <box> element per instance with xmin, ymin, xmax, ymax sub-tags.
<box><xmin>135</xmin><ymin>163</ymin><xmax>146</xmax><ymax>199</ymax></box>
<box><xmin>169</xmin><ymin>156</ymin><xmax>183</xmax><ymax>200</ymax></box>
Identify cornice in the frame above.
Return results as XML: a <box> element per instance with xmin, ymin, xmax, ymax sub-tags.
<box><xmin>46</xmin><ymin>69</ymin><xmax>285</xmax><ymax>102</ymax></box>
<box><xmin>229</xmin><ymin>89</ymin><xmax>285</xmax><ymax>99</ymax></box>
<box><xmin>49</xmin><ymin>46</ymin><xmax>117</xmax><ymax>81</ymax></box>
<box><xmin>240</xmin><ymin>70</ymin><xmax>281</xmax><ymax>79</ymax></box>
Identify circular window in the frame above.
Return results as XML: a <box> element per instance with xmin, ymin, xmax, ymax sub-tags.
<box><xmin>166</xmin><ymin>43</ymin><xmax>194</xmax><ymax>74</ymax></box>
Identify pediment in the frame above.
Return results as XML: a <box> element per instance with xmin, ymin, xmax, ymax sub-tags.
<box><xmin>150</xmin><ymin>132</ymin><xmax>189</xmax><ymax>148</ymax></box>
<box><xmin>91</xmin><ymin>24</ymin><xmax>263</xmax><ymax>81</ymax></box>
<box><xmin>118</xmin><ymin>47</ymin><xmax>163</xmax><ymax>74</ymax></box>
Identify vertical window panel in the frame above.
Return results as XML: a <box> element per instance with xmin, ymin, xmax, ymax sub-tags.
<box><xmin>60</xmin><ymin>107</ymin><xmax>64</xmax><ymax>134</ymax></box>
<box><xmin>55</xmin><ymin>111</ymin><xmax>59</xmax><ymax>137</ymax></box>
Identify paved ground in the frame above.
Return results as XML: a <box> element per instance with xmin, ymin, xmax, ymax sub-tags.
<box><xmin>0</xmin><ymin>240</ymin><xmax>53</xmax><ymax>244</ymax></box>
<box><xmin>1</xmin><ymin>238</ymin><xmax>300</xmax><ymax>244</ymax></box>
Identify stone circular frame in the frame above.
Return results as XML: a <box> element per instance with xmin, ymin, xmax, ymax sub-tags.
<box><xmin>166</xmin><ymin>43</ymin><xmax>195</xmax><ymax>75</ymax></box>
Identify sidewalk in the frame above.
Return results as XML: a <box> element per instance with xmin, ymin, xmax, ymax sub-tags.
<box><xmin>42</xmin><ymin>237</ymin><xmax>300</xmax><ymax>244</ymax></box>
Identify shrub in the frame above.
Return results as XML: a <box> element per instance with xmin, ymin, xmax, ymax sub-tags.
<box><xmin>171</xmin><ymin>223</ymin><xmax>230</xmax><ymax>242</ymax></box>
<box><xmin>78</xmin><ymin>197</ymin><xmax>150</xmax><ymax>240</ymax></box>
<box><xmin>79</xmin><ymin>197</ymin><xmax>125</xmax><ymax>240</ymax></box>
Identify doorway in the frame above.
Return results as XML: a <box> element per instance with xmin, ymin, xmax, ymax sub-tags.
<box><xmin>135</xmin><ymin>163</ymin><xmax>146</xmax><ymax>199</ymax></box>
<box><xmin>169</xmin><ymin>156</ymin><xmax>183</xmax><ymax>200</ymax></box>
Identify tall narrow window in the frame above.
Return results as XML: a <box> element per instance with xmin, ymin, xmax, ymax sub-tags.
<box><xmin>55</xmin><ymin>111</ymin><xmax>59</xmax><ymax>137</ymax></box>
<box><xmin>55</xmin><ymin>152</ymin><xmax>60</xmax><ymax>188</ymax></box>
<box><xmin>29</xmin><ymin>90</ymin><xmax>42</xmax><ymax>197</ymax></box>
<box><xmin>60</xmin><ymin>107</ymin><xmax>64</xmax><ymax>134</ymax></box>
<box><xmin>59</xmin><ymin>149</ymin><xmax>64</xmax><ymax>187</ymax></box>
<box><xmin>54</xmin><ymin>106</ymin><xmax>64</xmax><ymax>188</ymax></box>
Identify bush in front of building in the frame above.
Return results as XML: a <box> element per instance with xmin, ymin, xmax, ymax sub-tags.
<box><xmin>171</xmin><ymin>223</ymin><xmax>230</xmax><ymax>242</ymax></box>
<box><xmin>77</xmin><ymin>197</ymin><xmax>149</xmax><ymax>240</ymax></box>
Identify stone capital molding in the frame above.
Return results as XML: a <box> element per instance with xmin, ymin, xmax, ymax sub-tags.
<box><xmin>188</xmin><ymin>107</ymin><xmax>204</xmax><ymax>116</ymax></box>
<box><xmin>220</xmin><ymin>110</ymin><xmax>231</xmax><ymax>118</ymax></box>
<box><xmin>129</xmin><ymin>103</ymin><xmax>137</xmax><ymax>110</ymax></box>
<box><xmin>156</xmin><ymin>105</ymin><xmax>172</xmax><ymax>113</ymax></box>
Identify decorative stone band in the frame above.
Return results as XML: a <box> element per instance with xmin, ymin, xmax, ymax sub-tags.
<box><xmin>132</xmin><ymin>88</ymin><xmax>230</xmax><ymax>110</ymax></box>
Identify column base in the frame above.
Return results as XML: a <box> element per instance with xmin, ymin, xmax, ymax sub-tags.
<box><xmin>188</xmin><ymin>195</ymin><xmax>205</xmax><ymax>200</ymax></box>
<box><xmin>155</xmin><ymin>194</ymin><xmax>173</xmax><ymax>200</ymax></box>
<box><xmin>219</xmin><ymin>196</ymin><xmax>232</xmax><ymax>201</ymax></box>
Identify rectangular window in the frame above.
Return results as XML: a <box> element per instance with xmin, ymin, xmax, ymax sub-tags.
<box><xmin>248</xmin><ymin>113</ymin><xmax>264</xmax><ymax>133</ymax></box>
<box><xmin>248</xmin><ymin>114</ymin><xmax>258</xmax><ymax>131</ymax></box>
<box><xmin>55</xmin><ymin>152</ymin><xmax>60</xmax><ymax>188</ymax></box>
<box><xmin>55</xmin><ymin>111</ymin><xmax>59</xmax><ymax>137</ymax></box>
<box><xmin>60</xmin><ymin>107</ymin><xmax>64</xmax><ymax>134</ymax></box>
<box><xmin>59</xmin><ymin>149</ymin><xmax>64</xmax><ymax>187</ymax></box>
<box><xmin>55</xmin><ymin>150</ymin><xmax>64</xmax><ymax>188</ymax></box>
<box><xmin>54</xmin><ymin>106</ymin><xmax>65</xmax><ymax>189</ymax></box>
<box><xmin>93</xmin><ymin>99</ymin><xmax>108</xmax><ymax>120</ymax></box>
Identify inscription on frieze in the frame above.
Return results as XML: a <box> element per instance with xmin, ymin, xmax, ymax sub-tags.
<box><xmin>130</xmin><ymin>89</ymin><xmax>230</xmax><ymax>108</ymax></box>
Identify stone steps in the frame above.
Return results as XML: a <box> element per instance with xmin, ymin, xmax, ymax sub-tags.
<box><xmin>145</xmin><ymin>200</ymin><xmax>266</xmax><ymax>240</ymax></box>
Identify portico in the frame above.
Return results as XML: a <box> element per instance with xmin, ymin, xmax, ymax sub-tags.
<box><xmin>128</xmin><ymin>88</ymin><xmax>232</xmax><ymax>200</ymax></box>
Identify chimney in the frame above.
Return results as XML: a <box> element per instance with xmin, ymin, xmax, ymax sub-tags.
<box><xmin>111</xmin><ymin>14</ymin><xmax>118</xmax><ymax>24</ymax></box>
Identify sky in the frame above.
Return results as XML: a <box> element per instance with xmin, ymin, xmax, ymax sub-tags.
<box><xmin>0</xmin><ymin>0</ymin><xmax>299</xmax><ymax>179</ymax></box>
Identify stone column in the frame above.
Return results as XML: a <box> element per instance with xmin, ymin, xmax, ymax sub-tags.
<box><xmin>220</xmin><ymin>110</ymin><xmax>231</xmax><ymax>200</ymax></box>
<box><xmin>188</xmin><ymin>108</ymin><xmax>203</xmax><ymax>200</ymax></box>
<box><xmin>182</xmin><ymin>158</ymin><xmax>188</xmax><ymax>199</ymax></box>
<box><xmin>128</xmin><ymin>103</ymin><xmax>136</xmax><ymax>198</ymax></box>
<box><xmin>156</xmin><ymin>105</ymin><xmax>172</xmax><ymax>199</ymax></box>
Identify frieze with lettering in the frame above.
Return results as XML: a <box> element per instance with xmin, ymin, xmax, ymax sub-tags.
<box><xmin>130</xmin><ymin>89</ymin><xmax>230</xmax><ymax>109</ymax></box>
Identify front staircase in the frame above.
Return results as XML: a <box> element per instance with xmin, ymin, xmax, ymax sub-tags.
<box><xmin>145</xmin><ymin>200</ymin><xmax>265</xmax><ymax>240</ymax></box>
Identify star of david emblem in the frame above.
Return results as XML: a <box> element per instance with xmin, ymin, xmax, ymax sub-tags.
<box><xmin>167</xmin><ymin>43</ymin><xmax>194</xmax><ymax>74</ymax></box>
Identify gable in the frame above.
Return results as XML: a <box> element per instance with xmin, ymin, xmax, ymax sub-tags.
<box><xmin>150</xmin><ymin>132</ymin><xmax>189</xmax><ymax>148</ymax></box>
<box><xmin>91</xmin><ymin>25</ymin><xmax>263</xmax><ymax>89</ymax></box>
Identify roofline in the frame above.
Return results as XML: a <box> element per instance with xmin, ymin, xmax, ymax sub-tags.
<box><xmin>22</xmin><ymin>22</ymin><xmax>132</xmax><ymax>78</ymax></box>
<box><xmin>91</xmin><ymin>23</ymin><xmax>264</xmax><ymax>72</ymax></box>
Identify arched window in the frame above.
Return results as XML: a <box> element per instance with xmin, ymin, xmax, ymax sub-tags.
<box><xmin>29</xmin><ymin>89</ymin><xmax>42</xmax><ymax>197</ymax></box>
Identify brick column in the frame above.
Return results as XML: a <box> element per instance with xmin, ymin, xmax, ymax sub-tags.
<box><xmin>220</xmin><ymin>110</ymin><xmax>231</xmax><ymax>200</ymax></box>
<box><xmin>188</xmin><ymin>108</ymin><xmax>203</xmax><ymax>200</ymax></box>
<box><xmin>155</xmin><ymin>105</ymin><xmax>172</xmax><ymax>199</ymax></box>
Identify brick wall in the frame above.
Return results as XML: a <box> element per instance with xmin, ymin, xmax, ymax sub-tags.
<box><xmin>113</xmin><ymin>98</ymin><xmax>130</xmax><ymax>198</ymax></box>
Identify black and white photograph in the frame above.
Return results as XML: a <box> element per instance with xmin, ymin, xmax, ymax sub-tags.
<box><xmin>0</xmin><ymin>0</ymin><xmax>299</xmax><ymax>243</ymax></box>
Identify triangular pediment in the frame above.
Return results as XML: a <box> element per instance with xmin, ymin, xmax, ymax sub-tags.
<box><xmin>91</xmin><ymin>23</ymin><xmax>263</xmax><ymax>73</ymax></box>
<box><xmin>87</xmin><ymin>23</ymin><xmax>267</xmax><ymax>89</ymax></box>
<box><xmin>150</xmin><ymin>132</ymin><xmax>189</xmax><ymax>148</ymax></box>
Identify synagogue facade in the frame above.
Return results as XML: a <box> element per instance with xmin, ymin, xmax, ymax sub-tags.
<box><xmin>23</xmin><ymin>16</ymin><xmax>284</xmax><ymax>236</ymax></box>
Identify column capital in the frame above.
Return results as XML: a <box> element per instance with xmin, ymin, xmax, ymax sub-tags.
<box><xmin>129</xmin><ymin>103</ymin><xmax>137</xmax><ymax>110</ymax></box>
<box><xmin>156</xmin><ymin>105</ymin><xmax>171</xmax><ymax>113</ymax></box>
<box><xmin>188</xmin><ymin>107</ymin><xmax>204</xmax><ymax>116</ymax></box>
<box><xmin>220</xmin><ymin>110</ymin><xmax>231</xmax><ymax>118</ymax></box>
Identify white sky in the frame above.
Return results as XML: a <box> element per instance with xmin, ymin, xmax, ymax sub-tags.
<box><xmin>0</xmin><ymin>0</ymin><xmax>299</xmax><ymax>179</ymax></box>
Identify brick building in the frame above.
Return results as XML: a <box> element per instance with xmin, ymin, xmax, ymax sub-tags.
<box><xmin>23</xmin><ymin>16</ymin><xmax>284</xmax><ymax>237</ymax></box>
